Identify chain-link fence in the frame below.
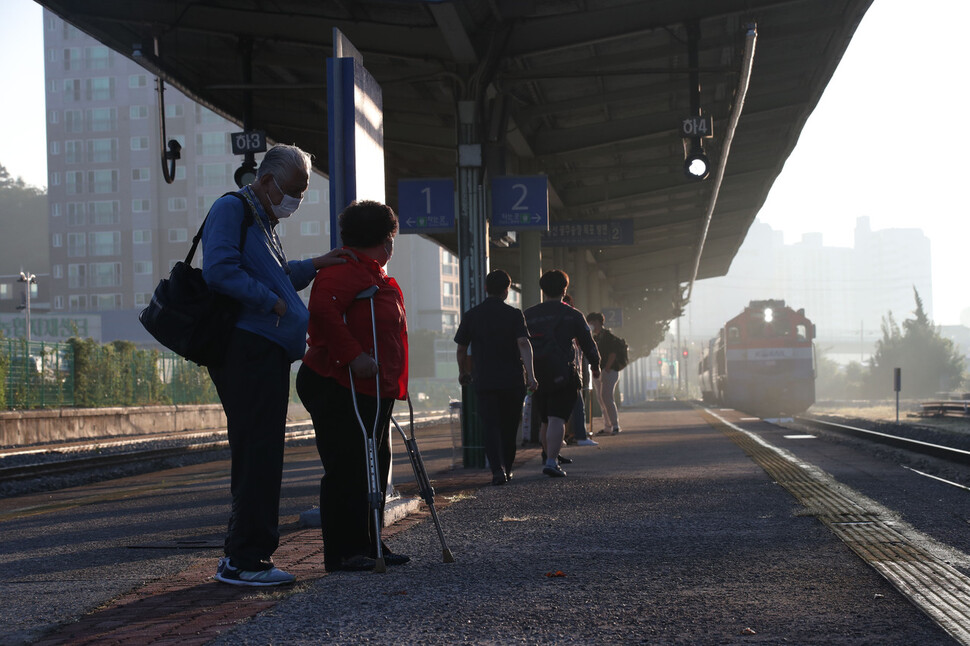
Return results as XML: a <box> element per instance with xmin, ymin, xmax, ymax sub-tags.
<box><xmin>0</xmin><ymin>338</ymin><xmax>219</xmax><ymax>410</ymax></box>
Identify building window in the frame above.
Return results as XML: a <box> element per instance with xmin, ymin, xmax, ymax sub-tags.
<box><xmin>49</xmin><ymin>141</ymin><xmax>60</xmax><ymax>155</ymax></box>
<box><xmin>88</xmin><ymin>231</ymin><xmax>121</xmax><ymax>256</ymax></box>
<box><xmin>300</xmin><ymin>221</ymin><xmax>321</xmax><ymax>236</ymax></box>
<box><xmin>87</xmin><ymin>169</ymin><xmax>118</xmax><ymax>194</ymax></box>
<box><xmin>65</xmin><ymin>140</ymin><xmax>83</xmax><ymax>163</ymax></box>
<box><xmin>85</xmin><ymin>46</ymin><xmax>111</xmax><ymax>70</ymax></box>
<box><xmin>85</xmin><ymin>77</ymin><xmax>115</xmax><ymax>101</ymax></box>
<box><xmin>130</xmin><ymin>105</ymin><xmax>149</xmax><ymax>119</ymax></box>
<box><xmin>65</xmin><ymin>170</ymin><xmax>83</xmax><ymax>194</ymax></box>
<box><xmin>132</xmin><ymin>167</ymin><xmax>150</xmax><ymax>181</ymax></box>
<box><xmin>63</xmin><ymin>47</ymin><xmax>82</xmax><ymax>70</ymax></box>
<box><xmin>442</xmin><ymin>250</ymin><xmax>458</xmax><ymax>276</ymax></box>
<box><xmin>88</xmin><ymin>201</ymin><xmax>120</xmax><ymax>225</ymax></box>
<box><xmin>49</xmin><ymin>110</ymin><xmax>59</xmax><ymax>124</ymax></box>
<box><xmin>134</xmin><ymin>261</ymin><xmax>153</xmax><ymax>275</ymax></box>
<box><xmin>65</xmin><ymin>110</ymin><xmax>83</xmax><ymax>133</ymax></box>
<box><xmin>165</xmin><ymin>104</ymin><xmax>184</xmax><ymax>118</ymax></box>
<box><xmin>133</xmin><ymin>229</ymin><xmax>152</xmax><ymax>244</ymax></box>
<box><xmin>52</xmin><ymin>233</ymin><xmax>63</xmax><ymax>248</ymax></box>
<box><xmin>50</xmin><ymin>172</ymin><xmax>60</xmax><ymax>186</ymax></box>
<box><xmin>0</xmin><ymin>284</ymin><xmax>10</xmax><ymax>300</ymax></box>
<box><xmin>132</xmin><ymin>199</ymin><xmax>151</xmax><ymax>213</ymax></box>
<box><xmin>93</xmin><ymin>294</ymin><xmax>122</xmax><ymax>311</ymax></box>
<box><xmin>168</xmin><ymin>197</ymin><xmax>187</xmax><ymax>211</ymax></box>
<box><xmin>67</xmin><ymin>203</ymin><xmax>86</xmax><ymax>226</ymax></box>
<box><xmin>442</xmin><ymin>281</ymin><xmax>458</xmax><ymax>308</ymax></box>
<box><xmin>134</xmin><ymin>292</ymin><xmax>152</xmax><ymax>307</ymax></box>
<box><xmin>129</xmin><ymin>74</ymin><xmax>148</xmax><ymax>89</ymax></box>
<box><xmin>168</xmin><ymin>228</ymin><xmax>188</xmax><ymax>243</ymax></box>
<box><xmin>63</xmin><ymin>78</ymin><xmax>81</xmax><ymax>101</ymax></box>
<box><xmin>51</xmin><ymin>203</ymin><xmax>62</xmax><ymax>218</ymax></box>
<box><xmin>68</xmin><ymin>294</ymin><xmax>87</xmax><ymax>311</ymax></box>
<box><xmin>197</xmin><ymin>163</ymin><xmax>231</xmax><ymax>187</ymax></box>
<box><xmin>52</xmin><ymin>265</ymin><xmax>63</xmax><ymax>279</ymax></box>
<box><xmin>305</xmin><ymin>189</ymin><xmax>321</xmax><ymax>204</ymax></box>
<box><xmin>90</xmin><ymin>262</ymin><xmax>122</xmax><ymax>287</ymax></box>
<box><xmin>68</xmin><ymin>264</ymin><xmax>86</xmax><ymax>288</ymax></box>
<box><xmin>130</xmin><ymin>136</ymin><xmax>150</xmax><ymax>151</ymax></box>
<box><xmin>87</xmin><ymin>138</ymin><xmax>118</xmax><ymax>163</ymax></box>
<box><xmin>66</xmin><ymin>233</ymin><xmax>85</xmax><ymax>257</ymax></box>
<box><xmin>196</xmin><ymin>131</ymin><xmax>228</xmax><ymax>156</ymax></box>
<box><xmin>86</xmin><ymin>107</ymin><xmax>117</xmax><ymax>132</ymax></box>
<box><xmin>53</xmin><ymin>295</ymin><xmax>64</xmax><ymax>310</ymax></box>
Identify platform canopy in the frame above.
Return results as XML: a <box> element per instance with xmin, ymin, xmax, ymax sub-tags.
<box><xmin>38</xmin><ymin>0</ymin><xmax>872</xmax><ymax>351</ymax></box>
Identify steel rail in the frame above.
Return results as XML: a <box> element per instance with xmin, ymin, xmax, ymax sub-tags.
<box><xmin>795</xmin><ymin>416</ymin><xmax>970</xmax><ymax>465</ymax></box>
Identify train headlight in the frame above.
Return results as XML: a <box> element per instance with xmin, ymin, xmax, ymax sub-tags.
<box><xmin>764</xmin><ymin>307</ymin><xmax>773</xmax><ymax>323</ymax></box>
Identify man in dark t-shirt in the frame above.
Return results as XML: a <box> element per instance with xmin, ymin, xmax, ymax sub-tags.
<box><xmin>454</xmin><ymin>270</ymin><xmax>538</xmax><ymax>485</ymax></box>
<box><xmin>524</xmin><ymin>270</ymin><xmax>600</xmax><ymax>478</ymax></box>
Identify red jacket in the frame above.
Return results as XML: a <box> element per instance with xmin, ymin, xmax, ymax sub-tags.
<box><xmin>302</xmin><ymin>252</ymin><xmax>408</xmax><ymax>399</ymax></box>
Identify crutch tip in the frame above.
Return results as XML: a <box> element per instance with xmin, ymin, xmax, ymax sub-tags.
<box><xmin>442</xmin><ymin>549</ymin><xmax>455</xmax><ymax>563</ymax></box>
<box><xmin>374</xmin><ymin>558</ymin><xmax>387</xmax><ymax>573</ymax></box>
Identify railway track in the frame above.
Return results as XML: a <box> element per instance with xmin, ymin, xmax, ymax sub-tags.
<box><xmin>794</xmin><ymin>415</ymin><xmax>970</xmax><ymax>466</ymax></box>
<box><xmin>0</xmin><ymin>410</ymin><xmax>452</xmax><ymax>488</ymax></box>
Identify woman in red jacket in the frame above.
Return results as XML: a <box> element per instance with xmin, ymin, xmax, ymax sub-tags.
<box><xmin>296</xmin><ymin>200</ymin><xmax>409</xmax><ymax>572</ymax></box>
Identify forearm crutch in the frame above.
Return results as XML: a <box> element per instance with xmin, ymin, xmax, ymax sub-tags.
<box><xmin>390</xmin><ymin>396</ymin><xmax>456</xmax><ymax>564</ymax></box>
<box><xmin>346</xmin><ymin>285</ymin><xmax>386</xmax><ymax>573</ymax></box>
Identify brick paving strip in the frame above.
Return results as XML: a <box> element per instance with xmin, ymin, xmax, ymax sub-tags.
<box><xmin>33</xmin><ymin>446</ymin><xmax>541</xmax><ymax>646</ymax></box>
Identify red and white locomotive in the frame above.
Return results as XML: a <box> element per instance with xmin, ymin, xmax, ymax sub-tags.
<box><xmin>698</xmin><ymin>299</ymin><xmax>816</xmax><ymax>416</ymax></box>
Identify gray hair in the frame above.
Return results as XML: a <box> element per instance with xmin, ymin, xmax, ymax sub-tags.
<box><xmin>256</xmin><ymin>144</ymin><xmax>312</xmax><ymax>180</ymax></box>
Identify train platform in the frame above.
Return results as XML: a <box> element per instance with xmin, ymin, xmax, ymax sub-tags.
<box><xmin>3</xmin><ymin>401</ymin><xmax>967</xmax><ymax>645</ymax></box>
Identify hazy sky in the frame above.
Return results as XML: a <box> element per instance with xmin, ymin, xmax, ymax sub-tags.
<box><xmin>2</xmin><ymin>0</ymin><xmax>968</xmax><ymax>324</ymax></box>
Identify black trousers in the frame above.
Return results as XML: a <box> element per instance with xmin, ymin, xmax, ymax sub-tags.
<box><xmin>477</xmin><ymin>386</ymin><xmax>526</xmax><ymax>476</ymax></box>
<box><xmin>296</xmin><ymin>365</ymin><xmax>393</xmax><ymax>568</ymax></box>
<box><xmin>207</xmin><ymin>328</ymin><xmax>290</xmax><ymax>572</ymax></box>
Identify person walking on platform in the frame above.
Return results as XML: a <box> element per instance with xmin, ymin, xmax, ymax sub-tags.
<box><xmin>525</xmin><ymin>271</ymin><xmax>600</xmax><ymax>478</ymax></box>
<box><xmin>454</xmin><ymin>270</ymin><xmax>539</xmax><ymax>486</ymax></box>
<box><xmin>297</xmin><ymin>200</ymin><xmax>410</xmax><ymax>572</ymax></box>
<box><xmin>586</xmin><ymin>312</ymin><xmax>625</xmax><ymax>435</ymax></box>
<box><xmin>562</xmin><ymin>294</ymin><xmax>596</xmax><ymax>447</ymax></box>
<box><xmin>204</xmin><ymin>144</ymin><xmax>353</xmax><ymax>587</ymax></box>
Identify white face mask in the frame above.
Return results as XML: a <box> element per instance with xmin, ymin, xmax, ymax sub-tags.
<box><xmin>272</xmin><ymin>177</ymin><xmax>303</xmax><ymax>219</ymax></box>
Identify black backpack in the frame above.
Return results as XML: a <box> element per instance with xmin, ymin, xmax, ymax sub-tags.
<box><xmin>600</xmin><ymin>329</ymin><xmax>629</xmax><ymax>371</ymax></box>
<box><xmin>529</xmin><ymin>308</ymin><xmax>578</xmax><ymax>389</ymax></box>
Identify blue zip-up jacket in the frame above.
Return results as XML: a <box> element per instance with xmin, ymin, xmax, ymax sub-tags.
<box><xmin>201</xmin><ymin>187</ymin><xmax>316</xmax><ymax>361</ymax></box>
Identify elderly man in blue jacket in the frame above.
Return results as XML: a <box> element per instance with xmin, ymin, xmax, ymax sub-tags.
<box><xmin>203</xmin><ymin>144</ymin><xmax>350</xmax><ymax>587</ymax></box>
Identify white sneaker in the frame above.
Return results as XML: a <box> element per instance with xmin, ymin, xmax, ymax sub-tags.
<box><xmin>577</xmin><ymin>439</ymin><xmax>599</xmax><ymax>446</ymax></box>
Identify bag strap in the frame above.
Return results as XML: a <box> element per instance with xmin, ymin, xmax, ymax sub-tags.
<box><xmin>185</xmin><ymin>192</ymin><xmax>255</xmax><ymax>266</ymax></box>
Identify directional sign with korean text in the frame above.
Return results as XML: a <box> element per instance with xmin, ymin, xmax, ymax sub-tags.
<box><xmin>542</xmin><ymin>219</ymin><xmax>634</xmax><ymax>247</ymax></box>
<box><xmin>490</xmin><ymin>175</ymin><xmax>548</xmax><ymax>231</ymax></box>
<box><xmin>397</xmin><ymin>178</ymin><xmax>455</xmax><ymax>234</ymax></box>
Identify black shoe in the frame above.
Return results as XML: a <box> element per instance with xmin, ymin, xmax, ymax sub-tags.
<box><xmin>557</xmin><ymin>454</ymin><xmax>572</xmax><ymax>465</ymax></box>
<box><xmin>596</xmin><ymin>429</ymin><xmax>609</xmax><ymax>436</ymax></box>
<box><xmin>492</xmin><ymin>472</ymin><xmax>507</xmax><ymax>485</ymax></box>
<box><xmin>332</xmin><ymin>554</ymin><xmax>376</xmax><ymax>571</ymax></box>
<box><xmin>505</xmin><ymin>470</ymin><xmax>514</xmax><ymax>481</ymax></box>
<box><xmin>543</xmin><ymin>464</ymin><xmax>567</xmax><ymax>478</ymax></box>
<box><xmin>383</xmin><ymin>552</ymin><xmax>412</xmax><ymax>566</ymax></box>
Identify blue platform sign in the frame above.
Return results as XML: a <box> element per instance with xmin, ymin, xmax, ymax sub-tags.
<box><xmin>602</xmin><ymin>307</ymin><xmax>623</xmax><ymax>329</ymax></box>
<box><xmin>542</xmin><ymin>219</ymin><xmax>634</xmax><ymax>247</ymax></box>
<box><xmin>491</xmin><ymin>175</ymin><xmax>548</xmax><ymax>230</ymax></box>
<box><xmin>397</xmin><ymin>178</ymin><xmax>455</xmax><ymax>234</ymax></box>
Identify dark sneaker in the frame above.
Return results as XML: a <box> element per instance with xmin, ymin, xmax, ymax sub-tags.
<box><xmin>612</xmin><ymin>427</ymin><xmax>621</xmax><ymax>435</ymax></box>
<box><xmin>383</xmin><ymin>552</ymin><xmax>412</xmax><ymax>566</ymax></box>
<box><xmin>492</xmin><ymin>472</ymin><xmax>507</xmax><ymax>485</ymax></box>
<box><xmin>214</xmin><ymin>559</ymin><xmax>295</xmax><ymax>587</ymax></box>
<box><xmin>332</xmin><ymin>554</ymin><xmax>377</xmax><ymax>572</ymax></box>
<box><xmin>543</xmin><ymin>464</ymin><xmax>566</xmax><ymax>478</ymax></box>
<box><xmin>557</xmin><ymin>454</ymin><xmax>572</xmax><ymax>465</ymax></box>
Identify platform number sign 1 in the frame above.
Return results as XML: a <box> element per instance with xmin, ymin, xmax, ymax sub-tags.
<box><xmin>491</xmin><ymin>175</ymin><xmax>549</xmax><ymax>231</ymax></box>
<box><xmin>230</xmin><ymin>130</ymin><xmax>267</xmax><ymax>155</ymax></box>
<box><xmin>680</xmin><ymin>116</ymin><xmax>713</xmax><ymax>139</ymax></box>
<box><xmin>397</xmin><ymin>178</ymin><xmax>456</xmax><ymax>234</ymax></box>
<box><xmin>602</xmin><ymin>307</ymin><xmax>623</xmax><ymax>329</ymax></box>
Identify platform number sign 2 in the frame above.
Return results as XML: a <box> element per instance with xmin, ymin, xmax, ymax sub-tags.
<box><xmin>491</xmin><ymin>175</ymin><xmax>549</xmax><ymax>231</ymax></box>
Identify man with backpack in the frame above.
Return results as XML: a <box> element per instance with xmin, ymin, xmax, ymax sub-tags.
<box><xmin>586</xmin><ymin>312</ymin><xmax>627</xmax><ymax>435</ymax></box>
<box><xmin>525</xmin><ymin>271</ymin><xmax>601</xmax><ymax>478</ymax></box>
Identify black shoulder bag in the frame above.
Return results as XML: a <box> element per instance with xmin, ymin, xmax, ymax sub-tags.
<box><xmin>138</xmin><ymin>192</ymin><xmax>254</xmax><ymax>367</ymax></box>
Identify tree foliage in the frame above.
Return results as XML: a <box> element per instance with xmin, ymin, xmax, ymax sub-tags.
<box><xmin>866</xmin><ymin>288</ymin><xmax>964</xmax><ymax>397</ymax></box>
<box><xmin>0</xmin><ymin>163</ymin><xmax>48</xmax><ymax>275</ymax></box>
